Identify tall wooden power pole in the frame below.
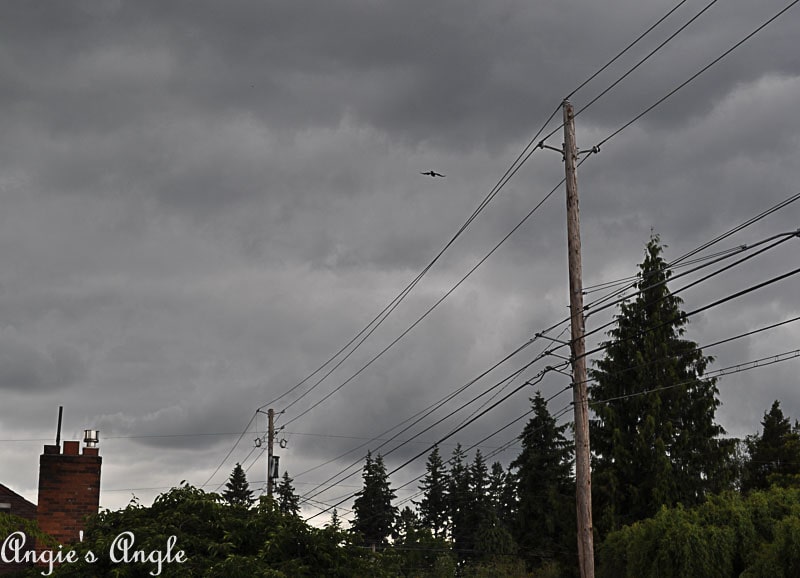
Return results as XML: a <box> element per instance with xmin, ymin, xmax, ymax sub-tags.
<box><xmin>563</xmin><ymin>99</ymin><xmax>595</xmax><ymax>578</ymax></box>
<box><xmin>267</xmin><ymin>408</ymin><xmax>275</xmax><ymax>498</ymax></box>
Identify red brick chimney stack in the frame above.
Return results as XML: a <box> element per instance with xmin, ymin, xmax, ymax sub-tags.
<box><xmin>36</xmin><ymin>434</ymin><xmax>101</xmax><ymax>545</ymax></box>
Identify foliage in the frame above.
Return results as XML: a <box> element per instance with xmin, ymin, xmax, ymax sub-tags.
<box><xmin>509</xmin><ymin>391</ymin><xmax>575</xmax><ymax>573</ymax></box>
<box><xmin>460</xmin><ymin>555</ymin><xmax>531</xmax><ymax>577</ymax></box>
<box><xmin>0</xmin><ymin>512</ymin><xmax>54</xmax><ymax>547</ymax></box>
<box><xmin>222</xmin><ymin>462</ymin><xmax>254</xmax><ymax>508</ymax></box>
<box><xmin>589</xmin><ymin>235</ymin><xmax>731</xmax><ymax>533</ymax></box>
<box><xmin>351</xmin><ymin>451</ymin><xmax>397</xmax><ymax>548</ymax></box>
<box><xmin>41</xmin><ymin>484</ymin><xmax>397</xmax><ymax>577</ymax></box>
<box><xmin>597</xmin><ymin>486</ymin><xmax>800</xmax><ymax>578</ymax></box>
<box><xmin>391</xmin><ymin>506</ymin><xmax>453</xmax><ymax>577</ymax></box>
<box><xmin>742</xmin><ymin>400</ymin><xmax>800</xmax><ymax>492</ymax></box>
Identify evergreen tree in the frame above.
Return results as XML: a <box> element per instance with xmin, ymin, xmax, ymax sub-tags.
<box><xmin>351</xmin><ymin>451</ymin><xmax>397</xmax><ymax>548</ymax></box>
<box><xmin>392</xmin><ymin>506</ymin><xmax>422</xmax><ymax>543</ymax></box>
<box><xmin>447</xmin><ymin>444</ymin><xmax>472</xmax><ymax>558</ymax></box>
<box><xmin>417</xmin><ymin>445</ymin><xmax>449</xmax><ymax>538</ymax></box>
<box><xmin>589</xmin><ymin>235</ymin><xmax>730</xmax><ymax>532</ymax></box>
<box><xmin>392</xmin><ymin>506</ymin><xmax>452</xmax><ymax>577</ymax></box>
<box><xmin>510</xmin><ymin>391</ymin><xmax>575</xmax><ymax>570</ymax></box>
<box><xmin>222</xmin><ymin>462</ymin><xmax>254</xmax><ymax>507</ymax></box>
<box><xmin>487</xmin><ymin>461</ymin><xmax>515</xmax><ymax>522</ymax></box>
<box><xmin>328</xmin><ymin>508</ymin><xmax>342</xmax><ymax>530</ymax></box>
<box><xmin>466</xmin><ymin>450</ymin><xmax>492</xmax><ymax>559</ymax></box>
<box><xmin>276</xmin><ymin>471</ymin><xmax>301</xmax><ymax>516</ymax></box>
<box><xmin>743</xmin><ymin>400</ymin><xmax>800</xmax><ymax>492</ymax></box>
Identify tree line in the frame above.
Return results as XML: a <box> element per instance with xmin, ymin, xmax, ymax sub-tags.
<box><xmin>6</xmin><ymin>235</ymin><xmax>799</xmax><ymax>577</ymax></box>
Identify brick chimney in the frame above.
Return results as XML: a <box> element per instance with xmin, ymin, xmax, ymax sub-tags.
<box><xmin>36</xmin><ymin>434</ymin><xmax>101</xmax><ymax>545</ymax></box>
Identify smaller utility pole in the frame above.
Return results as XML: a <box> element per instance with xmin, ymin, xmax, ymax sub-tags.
<box><xmin>267</xmin><ymin>408</ymin><xmax>275</xmax><ymax>498</ymax></box>
<box><xmin>563</xmin><ymin>99</ymin><xmax>595</xmax><ymax>578</ymax></box>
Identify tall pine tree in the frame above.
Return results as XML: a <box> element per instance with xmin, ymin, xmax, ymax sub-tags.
<box><xmin>487</xmin><ymin>461</ymin><xmax>515</xmax><ymax>523</ymax></box>
<box><xmin>589</xmin><ymin>235</ymin><xmax>730</xmax><ymax>532</ymax></box>
<box><xmin>351</xmin><ymin>451</ymin><xmax>397</xmax><ymax>548</ymax></box>
<box><xmin>417</xmin><ymin>445</ymin><xmax>449</xmax><ymax>538</ymax></box>
<box><xmin>743</xmin><ymin>400</ymin><xmax>800</xmax><ymax>492</ymax></box>
<box><xmin>510</xmin><ymin>391</ymin><xmax>575</xmax><ymax>570</ymax></box>
<box><xmin>276</xmin><ymin>471</ymin><xmax>300</xmax><ymax>516</ymax></box>
<box><xmin>222</xmin><ymin>462</ymin><xmax>254</xmax><ymax>507</ymax></box>
<box><xmin>447</xmin><ymin>444</ymin><xmax>472</xmax><ymax>559</ymax></box>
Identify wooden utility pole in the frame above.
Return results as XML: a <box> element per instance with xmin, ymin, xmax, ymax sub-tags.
<box><xmin>563</xmin><ymin>99</ymin><xmax>595</xmax><ymax>578</ymax></box>
<box><xmin>267</xmin><ymin>408</ymin><xmax>275</xmax><ymax>498</ymax></box>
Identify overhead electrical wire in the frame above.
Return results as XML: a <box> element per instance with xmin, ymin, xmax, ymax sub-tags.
<box><xmin>209</xmin><ymin>0</ymin><xmax>715</xmax><ymax>483</ymax></box>
<box><xmin>296</xmin><ymin>226</ymin><xmax>797</xmax><ymax>508</ymax></box>
<box><xmin>108</xmin><ymin>309</ymin><xmax>800</xmax><ymax>499</ymax></box>
<box><xmin>582</xmin><ymin>245</ymin><xmax>747</xmax><ymax>295</ymax></box>
<box><xmin>302</xmin><ymin>262</ymin><xmax>800</xmax><ymax>519</ymax></box>
<box><xmin>307</xmin><ymin>316</ymin><xmax>800</xmax><ymax>523</ymax></box>
<box><xmin>595</xmin><ymin>0</ymin><xmax>800</xmax><ymax>150</ymax></box>
<box><xmin>377</xmin><ymin>402</ymin><xmax>576</xmax><ymax>517</ymax></box>
<box><xmin>450</xmin><ymin>325</ymin><xmax>571</xmax><ymax>432</ymax></box>
<box><xmin>284</xmin><ymin>156</ymin><xmax>597</xmax><ymax>490</ymax></box>
<box><xmin>304</xmin><ymin>370</ymin><xmax>553</xmax><ymax>522</ymax></box>
<box><xmin>280</xmin><ymin>168</ymin><xmax>576</xmax><ymax>428</ymax></box>
<box><xmin>295</xmin><ymin>1</ymin><xmax>800</xmax><ymax>516</ymax></box>
<box><xmin>585</xmin><ymin>230</ymin><xmax>799</xmax><ymax>327</ymax></box>
<box><xmin>203</xmin><ymin>0</ymin><xmax>800</xmax><ymax>493</ymax></box>
<box><xmin>581</xmin><ymin>264</ymin><xmax>800</xmax><ymax>365</ymax></box>
<box><xmin>590</xmin><ymin>349</ymin><xmax>800</xmax><ymax>406</ymax></box>
<box><xmin>574</xmin><ymin>314</ymin><xmax>800</xmax><ymax>391</ymax></box>
<box><xmin>201</xmin><ymin>108</ymin><xmax>572</xmax><ymax>489</ymax></box>
<box><xmin>573</xmin><ymin>0</ymin><xmax>723</xmax><ymax>121</ymax></box>
<box><xmin>577</xmin><ymin>194</ymin><xmax>800</xmax><ymax>321</ymax></box>
<box><xmin>133</xmin><ymin>201</ymin><xmax>800</xmax><ymax>496</ymax></box>
<box><xmin>564</xmin><ymin>0</ymin><xmax>690</xmax><ymax>101</ymax></box>
<box><xmin>335</xmin><ymin>309</ymin><xmax>784</xmax><ymax>511</ymax></box>
<box><xmin>271</xmin><ymin>104</ymin><xmax>566</xmax><ymax>421</ymax></box>
<box><xmin>291</xmin><ymin>335</ymin><xmax>543</xmax><ymax>481</ymax></box>
<box><xmin>297</xmin><ymin>347</ymin><xmax>561</xmax><ymax>506</ymax></box>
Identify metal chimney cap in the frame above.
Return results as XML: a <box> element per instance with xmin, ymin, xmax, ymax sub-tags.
<box><xmin>83</xmin><ymin>429</ymin><xmax>99</xmax><ymax>447</ymax></box>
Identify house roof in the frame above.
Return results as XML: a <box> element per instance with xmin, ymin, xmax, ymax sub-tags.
<box><xmin>0</xmin><ymin>483</ymin><xmax>37</xmax><ymax>520</ymax></box>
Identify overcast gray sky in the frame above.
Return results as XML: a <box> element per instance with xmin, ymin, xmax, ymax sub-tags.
<box><xmin>1</xmin><ymin>0</ymin><xmax>799</xmax><ymax>521</ymax></box>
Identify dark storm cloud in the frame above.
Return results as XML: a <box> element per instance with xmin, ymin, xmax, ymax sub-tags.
<box><xmin>1</xmin><ymin>0</ymin><xmax>799</xmax><ymax>512</ymax></box>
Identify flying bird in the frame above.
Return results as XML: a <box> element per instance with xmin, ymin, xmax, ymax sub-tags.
<box><xmin>421</xmin><ymin>170</ymin><xmax>446</xmax><ymax>177</ymax></box>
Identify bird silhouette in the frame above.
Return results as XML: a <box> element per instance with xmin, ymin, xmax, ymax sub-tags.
<box><xmin>421</xmin><ymin>171</ymin><xmax>445</xmax><ymax>177</ymax></box>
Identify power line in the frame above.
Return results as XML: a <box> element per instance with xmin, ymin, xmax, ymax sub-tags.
<box><xmin>272</xmin><ymin>108</ymin><xmax>569</xmax><ymax>421</ymax></box>
<box><xmin>574</xmin><ymin>0</ymin><xmax>723</xmax><ymax>121</ymax></box>
<box><xmin>304</xmin><ymin>261</ymin><xmax>800</xmax><ymax>517</ymax></box>
<box><xmin>290</xmin><ymin>154</ymin><xmax>599</xmax><ymax>503</ymax></box>
<box><xmin>281</xmin><ymin>173</ymin><xmax>570</xmax><ymax>429</ymax></box>
<box><xmin>576</xmin><ymin>314</ymin><xmax>800</xmax><ymax>390</ymax></box>
<box><xmin>296</xmin><ymin>227</ymin><xmax>796</xmax><ymax>509</ymax></box>
<box><xmin>590</xmin><ymin>349</ymin><xmax>800</xmax><ymax>406</ymax></box>
<box><xmin>221</xmin><ymin>4</ymin><xmax>800</xmax><ymax>510</ymax></box>
<box><xmin>564</xmin><ymin>0</ymin><xmax>690</xmax><ymax>100</ymax></box>
<box><xmin>292</xmin><ymin>336</ymin><xmax>542</xmax><ymax>482</ymax></box>
<box><xmin>297</xmin><ymin>351</ymin><xmax>555</xmax><ymax>506</ymax></box>
<box><xmin>584</xmin><ymin>230</ymin><xmax>799</xmax><ymax>332</ymax></box>
<box><xmin>580</xmin><ymin>193</ymin><xmax>800</xmax><ymax>319</ymax></box>
<box><xmin>595</xmin><ymin>0</ymin><xmax>800</xmax><ymax>149</ymax></box>
<box><xmin>198</xmin><ymin>110</ymin><xmax>576</xmax><ymax>488</ymax></box>
<box><xmin>304</xmin><ymin>370</ymin><xmax>553</xmax><ymax>522</ymax></box>
<box><xmin>200</xmin><ymin>0</ymin><xmax>800</xmax><ymax>497</ymax></box>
